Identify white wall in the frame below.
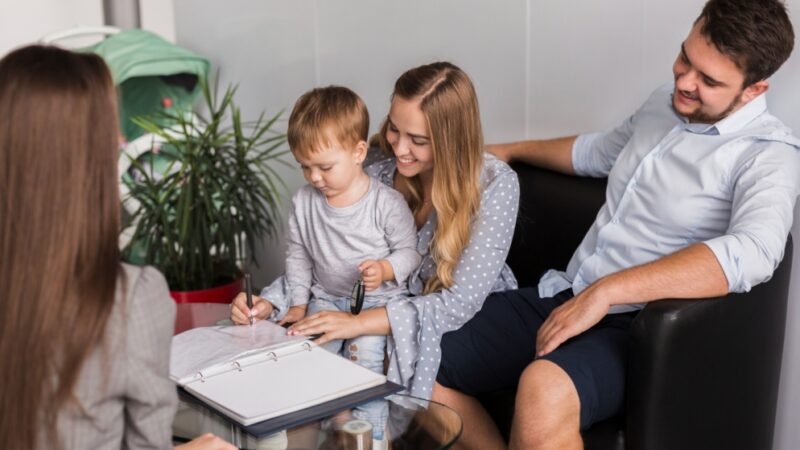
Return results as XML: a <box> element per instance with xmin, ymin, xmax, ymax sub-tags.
<box><xmin>0</xmin><ymin>0</ymin><xmax>176</xmax><ymax>57</ymax></box>
<box><xmin>0</xmin><ymin>0</ymin><xmax>104</xmax><ymax>55</ymax></box>
<box><xmin>139</xmin><ymin>0</ymin><xmax>176</xmax><ymax>43</ymax></box>
<box><xmin>173</xmin><ymin>1</ymin><xmax>799</xmax><ymax>448</ymax></box>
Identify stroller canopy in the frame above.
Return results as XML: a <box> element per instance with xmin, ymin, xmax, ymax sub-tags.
<box><xmin>87</xmin><ymin>29</ymin><xmax>210</xmax><ymax>141</ymax></box>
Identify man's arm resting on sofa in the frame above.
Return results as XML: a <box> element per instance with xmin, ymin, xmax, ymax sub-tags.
<box><xmin>535</xmin><ymin>243</ymin><xmax>729</xmax><ymax>356</ymax></box>
<box><xmin>486</xmin><ymin>136</ymin><xmax>577</xmax><ymax>175</ymax></box>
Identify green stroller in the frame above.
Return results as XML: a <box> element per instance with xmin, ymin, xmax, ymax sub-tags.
<box><xmin>42</xmin><ymin>26</ymin><xmax>210</xmax><ymax>251</ymax></box>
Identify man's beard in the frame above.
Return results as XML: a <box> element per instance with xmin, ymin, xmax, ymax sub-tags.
<box><xmin>674</xmin><ymin>89</ymin><xmax>742</xmax><ymax>124</ymax></box>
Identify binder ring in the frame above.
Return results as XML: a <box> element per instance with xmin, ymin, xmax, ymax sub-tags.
<box><xmin>267</xmin><ymin>352</ymin><xmax>278</xmax><ymax>361</ymax></box>
<box><xmin>196</xmin><ymin>371</ymin><xmax>206</xmax><ymax>383</ymax></box>
<box><xmin>303</xmin><ymin>342</ymin><xmax>312</xmax><ymax>352</ymax></box>
<box><xmin>232</xmin><ymin>361</ymin><xmax>243</xmax><ymax>372</ymax></box>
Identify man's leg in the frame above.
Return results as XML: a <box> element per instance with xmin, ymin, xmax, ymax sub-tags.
<box><xmin>510</xmin><ymin>360</ymin><xmax>581</xmax><ymax>450</ymax></box>
<box><xmin>511</xmin><ymin>312</ymin><xmax>635</xmax><ymax>449</ymax></box>
<box><xmin>435</xmin><ymin>288</ymin><xmax>571</xmax><ymax>450</ymax></box>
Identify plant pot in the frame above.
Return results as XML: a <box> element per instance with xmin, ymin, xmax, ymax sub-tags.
<box><xmin>170</xmin><ymin>276</ymin><xmax>243</xmax><ymax>304</ymax></box>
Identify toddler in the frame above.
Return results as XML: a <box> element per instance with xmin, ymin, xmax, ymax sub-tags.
<box><xmin>270</xmin><ymin>86</ymin><xmax>420</xmax><ymax>441</ymax></box>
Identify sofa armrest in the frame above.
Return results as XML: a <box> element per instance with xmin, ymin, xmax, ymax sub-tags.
<box><xmin>626</xmin><ymin>237</ymin><xmax>792</xmax><ymax>450</ymax></box>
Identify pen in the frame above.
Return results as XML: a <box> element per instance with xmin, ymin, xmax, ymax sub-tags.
<box><xmin>245</xmin><ymin>272</ymin><xmax>254</xmax><ymax>325</ymax></box>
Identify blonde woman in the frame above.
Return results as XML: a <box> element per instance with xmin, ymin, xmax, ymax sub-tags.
<box><xmin>231</xmin><ymin>61</ymin><xmax>520</xmax><ymax>400</ymax></box>
<box><xmin>0</xmin><ymin>45</ymin><xmax>232</xmax><ymax>450</ymax></box>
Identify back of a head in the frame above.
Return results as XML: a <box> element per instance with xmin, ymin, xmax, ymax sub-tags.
<box><xmin>697</xmin><ymin>0</ymin><xmax>794</xmax><ymax>87</ymax></box>
<box><xmin>287</xmin><ymin>85</ymin><xmax>369</xmax><ymax>158</ymax></box>
<box><xmin>0</xmin><ymin>45</ymin><xmax>121</xmax><ymax>449</ymax></box>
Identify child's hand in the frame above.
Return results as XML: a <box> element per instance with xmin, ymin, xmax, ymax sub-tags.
<box><xmin>278</xmin><ymin>304</ymin><xmax>308</xmax><ymax>326</ymax></box>
<box><xmin>230</xmin><ymin>293</ymin><xmax>273</xmax><ymax>325</ymax></box>
<box><xmin>358</xmin><ymin>259</ymin><xmax>387</xmax><ymax>291</ymax></box>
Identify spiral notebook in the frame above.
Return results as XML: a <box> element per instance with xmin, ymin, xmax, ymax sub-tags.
<box><xmin>170</xmin><ymin>320</ymin><xmax>401</xmax><ymax>431</ymax></box>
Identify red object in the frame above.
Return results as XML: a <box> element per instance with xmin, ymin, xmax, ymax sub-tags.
<box><xmin>162</xmin><ymin>97</ymin><xmax>173</xmax><ymax>108</ymax></box>
<box><xmin>170</xmin><ymin>277</ymin><xmax>243</xmax><ymax>304</ymax></box>
<box><xmin>174</xmin><ymin>303</ymin><xmax>231</xmax><ymax>334</ymax></box>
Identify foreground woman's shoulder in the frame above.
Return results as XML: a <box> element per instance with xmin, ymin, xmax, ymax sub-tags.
<box><xmin>119</xmin><ymin>263</ymin><xmax>176</xmax><ymax>319</ymax></box>
<box><xmin>481</xmin><ymin>152</ymin><xmax>518</xmax><ymax>189</ymax></box>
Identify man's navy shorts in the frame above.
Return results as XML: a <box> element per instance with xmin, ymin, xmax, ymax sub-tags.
<box><xmin>437</xmin><ymin>287</ymin><xmax>636</xmax><ymax>429</ymax></box>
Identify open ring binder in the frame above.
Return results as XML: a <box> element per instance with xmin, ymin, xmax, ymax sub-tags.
<box><xmin>170</xmin><ymin>320</ymin><xmax>402</xmax><ymax>432</ymax></box>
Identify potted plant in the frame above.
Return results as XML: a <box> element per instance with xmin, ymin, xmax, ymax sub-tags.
<box><xmin>121</xmin><ymin>78</ymin><xmax>288</xmax><ymax>303</ymax></box>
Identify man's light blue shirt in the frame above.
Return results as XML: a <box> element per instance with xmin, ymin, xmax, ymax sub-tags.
<box><xmin>538</xmin><ymin>84</ymin><xmax>800</xmax><ymax>313</ymax></box>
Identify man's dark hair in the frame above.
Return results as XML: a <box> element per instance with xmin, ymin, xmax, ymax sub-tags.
<box><xmin>696</xmin><ymin>0</ymin><xmax>794</xmax><ymax>87</ymax></box>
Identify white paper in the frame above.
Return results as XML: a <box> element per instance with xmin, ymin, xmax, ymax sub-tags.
<box><xmin>170</xmin><ymin>320</ymin><xmax>305</xmax><ymax>383</ymax></box>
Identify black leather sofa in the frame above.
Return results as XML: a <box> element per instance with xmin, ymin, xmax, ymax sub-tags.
<box><xmin>480</xmin><ymin>162</ymin><xmax>793</xmax><ymax>450</ymax></box>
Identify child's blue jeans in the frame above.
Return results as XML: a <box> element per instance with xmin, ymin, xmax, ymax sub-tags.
<box><xmin>308</xmin><ymin>297</ymin><xmax>389</xmax><ymax>440</ymax></box>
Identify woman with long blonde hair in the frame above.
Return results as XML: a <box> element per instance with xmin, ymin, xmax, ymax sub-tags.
<box><xmin>232</xmin><ymin>61</ymin><xmax>519</xmax><ymax>402</ymax></box>
<box><xmin>0</xmin><ymin>45</ymin><xmax>232</xmax><ymax>450</ymax></box>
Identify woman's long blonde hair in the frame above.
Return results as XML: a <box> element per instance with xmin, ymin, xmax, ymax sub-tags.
<box><xmin>0</xmin><ymin>46</ymin><xmax>121</xmax><ymax>449</ymax></box>
<box><xmin>377</xmin><ymin>62</ymin><xmax>483</xmax><ymax>294</ymax></box>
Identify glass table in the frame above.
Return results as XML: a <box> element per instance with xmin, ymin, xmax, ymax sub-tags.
<box><xmin>173</xmin><ymin>393</ymin><xmax>461</xmax><ymax>449</ymax></box>
<box><xmin>172</xmin><ymin>303</ymin><xmax>462</xmax><ymax>449</ymax></box>
<box><xmin>174</xmin><ymin>302</ymin><xmax>232</xmax><ymax>334</ymax></box>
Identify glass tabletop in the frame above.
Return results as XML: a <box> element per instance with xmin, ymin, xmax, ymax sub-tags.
<box><xmin>174</xmin><ymin>302</ymin><xmax>231</xmax><ymax>334</ymax></box>
<box><xmin>172</xmin><ymin>393</ymin><xmax>462</xmax><ymax>450</ymax></box>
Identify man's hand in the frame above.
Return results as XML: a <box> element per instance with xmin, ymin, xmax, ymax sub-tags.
<box><xmin>358</xmin><ymin>259</ymin><xmax>391</xmax><ymax>291</ymax></box>
<box><xmin>536</xmin><ymin>282</ymin><xmax>611</xmax><ymax>356</ymax></box>
<box><xmin>278</xmin><ymin>304</ymin><xmax>308</xmax><ymax>326</ymax></box>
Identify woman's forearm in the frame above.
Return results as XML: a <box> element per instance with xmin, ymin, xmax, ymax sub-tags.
<box><xmin>357</xmin><ymin>306</ymin><xmax>392</xmax><ymax>335</ymax></box>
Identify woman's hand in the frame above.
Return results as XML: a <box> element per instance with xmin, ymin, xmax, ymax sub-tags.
<box><xmin>287</xmin><ymin>310</ymin><xmax>364</xmax><ymax>345</ymax></box>
<box><xmin>277</xmin><ymin>304</ymin><xmax>308</xmax><ymax>326</ymax></box>
<box><xmin>230</xmin><ymin>292</ymin><xmax>274</xmax><ymax>325</ymax></box>
<box><xmin>174</xmin><ymin>433</ymin><xmax>236</xmax><ymax>450</ymax></box>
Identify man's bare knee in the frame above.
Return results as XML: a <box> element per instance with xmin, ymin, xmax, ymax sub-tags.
<box><xmin>519</xmin><ymin>360</ymin><xmax>578</xmax><ymax>406</ymax></box>
<box><xmin>511</xmin><ymin>360</ymin><xmax>581</xmax><ymax>450</ymax></box>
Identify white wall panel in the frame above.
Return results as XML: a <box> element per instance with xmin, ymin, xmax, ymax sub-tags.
<box><xmin>174</xmin><ymin>0</ymin><xmax>316</xmax><ymax>123</ymax></box>
<box><xmin>0</xmin><ymin>0</ymin><xmax>104</xmax><ymax>56</ymax></box>
<box><xmin>640</xmin><ymin>0</ymin><xmax>703</xmax><ymax>89</ymax></box>
<box><xmin>174</xmin><ymin>0</ymin><xmax>318</xmax><ymax>287</ymax></box>
<box><xmin>140</xmin><ymin>0</ymin><xmax>177</xmax><ymax>42</ymax></box>
<box><xmin>315</xmin><ymin>0</ymin><xmax>527</xmax><ymax>144</ymax></box>
<box><xmin>527</xmin><ymin>0</ymin><xmax>645</xmax><ymax>137</ymax></box>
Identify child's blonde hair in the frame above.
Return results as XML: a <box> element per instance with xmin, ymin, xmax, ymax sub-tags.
<box><xmin>287</xmin><ymin>86</ymin><xmax>369</xmax><ymax>158</ymax></box>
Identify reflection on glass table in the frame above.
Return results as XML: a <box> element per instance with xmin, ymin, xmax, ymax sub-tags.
<box><xmin>172</xmin><ymin>393</ymin><xmax>462</xmax><ymax>450</ymax></box>
<box><xmin>174</xmin><ymin>302</ymin><xmax>231</xmax><ymax>335</ymax></box>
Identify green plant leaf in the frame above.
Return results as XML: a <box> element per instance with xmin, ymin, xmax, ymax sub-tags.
<box><xmin>122</xmin><ymin>76</ymin><xmax>288</xmax><ymax>291</ymax></box>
